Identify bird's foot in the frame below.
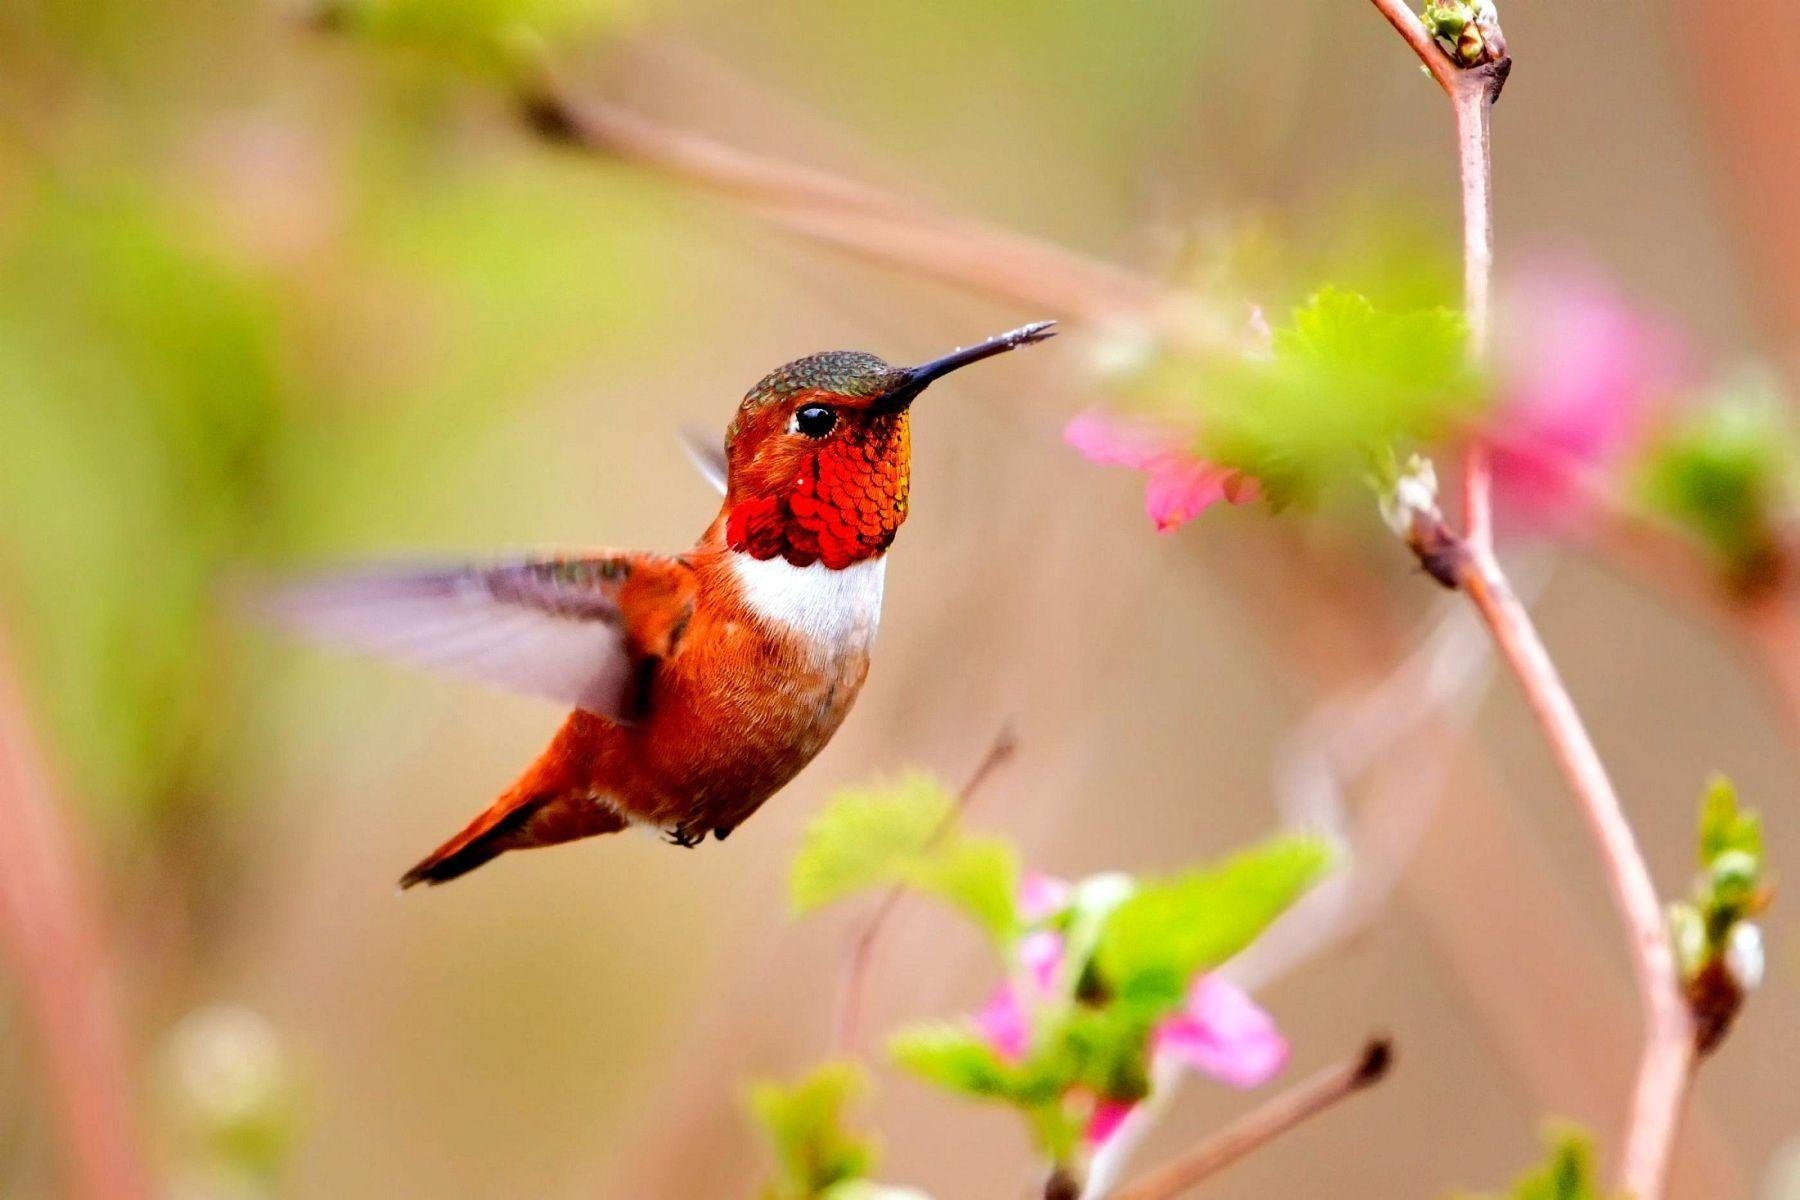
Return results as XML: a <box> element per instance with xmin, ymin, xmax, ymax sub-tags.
<box><xmin>664</xmin><ymin>824</ymin><xmax>705</xmax><ymax>849</ymax></box>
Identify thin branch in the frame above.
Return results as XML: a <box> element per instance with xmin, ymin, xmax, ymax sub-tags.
<box><xmin>1455</xmin><ymin>557</ymin><xmax>1694</xmax><ymax>1196</ymax></box>
<box><xmin>517</xmin><ymin>64</ymin><xmax>1207</xmax><ymax>338</ymax></box>
<box><xmin>1452</xmin><ymin>71</ymin><xmax>1499</xmax><ymax>554</ymax></box>
<box><xmin>831</xmin><ymin>722</ymin><xmax>1019</xmax><ymax>1055</ymax></box>
<box><xmin>0</xmin><ymin>631</ymin><xmax>153</xmax><ymax>1200</ymax></box>
<box><xmin>1106</xmin><ymin>1039</ymin><xmax>1394</xmax><ymax>1200</ymax></box>
<box><xmin>1366</xmin><ymin>0</ymin><xmax>1461</xmax><ymax>93</ymax></box>
<box><xmin>1366</xmin><ymin>2</ymin><xmax>1696</xmax><ymax>1195</ymax></box>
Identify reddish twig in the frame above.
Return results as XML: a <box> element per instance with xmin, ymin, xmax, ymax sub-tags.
<box><xmin>1369</xmin><ymin>4</ymin><xmax>1695</xmax><ymax>1195</ymax></box>
<box><xmin>1455</xmin><ymin>557</ymin><xmax>1693</xmax><ymax>1196</ymax></box>
<box><xmin>1105</xmin><ymin>1039</ymin><xmax>1393</xmax><ymax>1200</ymax></box>
<box><xmin>518</xmin><ymin>65</ymin><xmax>1200</xmax><ymax>338</ymax></box>
<box><xmin>1366</xmin><ymin>0</ymin><xmax>1461</xmax><ymax>93</ymax></box>
<box><xmin>831</xmin><ymin>722</ymin><xmax>1019</xmax><ymax>1055</ymax></box>
<box><xmin>0</xmin><ymin>632</ymin><xmax>153</xmax><ymax>1200</ymax></box>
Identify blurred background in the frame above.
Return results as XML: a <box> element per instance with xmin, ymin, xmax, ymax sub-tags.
<box><xmin>0</xmin><ymin>0</ymin><xmax>1795</xmax><ymax>1196</ymax></box>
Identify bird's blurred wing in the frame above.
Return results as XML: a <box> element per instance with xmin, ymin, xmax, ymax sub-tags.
<box><xmin>678</xmin><ymin>425</ymin><xmax>728</xmax><ymax>496</ymax></box>
<box><xmin>260</xmin><ymin>553</ymin><xmax>697</xmax><ymax>719</ymax></box>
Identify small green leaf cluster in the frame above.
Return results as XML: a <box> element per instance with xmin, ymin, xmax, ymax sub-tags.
<box><xmin>790</xmin><ymin>772</ymin><xmax>1020</xmax><ymax>944</ymax></box>
<box><xmin>1454</xmin><ymin>1124</ymin><xmax>1619</xmax><ymax>1200</ymax></box>
<box><xmin>1421</xmin><ymin>1</ymin><xmax>1505</xmax><ymax>68</ymax></box>
<box><xmin>1636</xmin><ymin>377</ymin><xmax>1799</xmax><ymax>593</ymax></box>
<box><xmin>750</xmin><ymin>1063</ymin><xmax>929</xmax><ymax>1200</ymax></box>
<box><xmin>792</xmin><ymin>778</ymin><xmax>1331</xmax><ymax>1175</ymax></box>
<box><xmin>891</xmin><ymin>839</ymin><xmax>1326</xmax><ymax>1166</ymax></box>
<box><xmin>1670</xmin><ymin>776</ymin><xmax>1770</xmax><ymax>996</ymax></box>
<box><xmin>318</xmin><ymin>0</ymin><xmax>637</xmax><ymax>74</ymax></box>
<box><xmin>1120</xmin><ymin>288</ymin><xmax>1482</xmax><ymax>510</ymax></box>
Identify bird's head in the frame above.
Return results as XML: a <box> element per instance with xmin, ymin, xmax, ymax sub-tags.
<box><xmin>721</xmin><ymin>321</ymin><xmax>1054</xmax><ymax>569</ymax></box>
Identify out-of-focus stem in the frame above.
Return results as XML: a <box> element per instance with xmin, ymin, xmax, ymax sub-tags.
<box><xmin>0</xmin><ymin>632</ymin><xmax>153</xmax><ymax>1200</ymax></box>
<box><xmin>517</xmin><ymin>66</ymin><xmax>1206</xmax><ymax>338</ymax></box>
<box><xmin>831</xmin><ymin>723</ymin><xmax>1017</xmax><ymax>1055</ymax></box>
<box><xmin>1105</xmin><ymin>1039</ymin><xmax>1393</xmax><ymax>1200</ymax></box>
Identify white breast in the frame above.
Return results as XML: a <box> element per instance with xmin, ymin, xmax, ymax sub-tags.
<box><xmin>728</xmin><ymin>553</ymin><xmax>886</xmax><ymax>652</ymax></box>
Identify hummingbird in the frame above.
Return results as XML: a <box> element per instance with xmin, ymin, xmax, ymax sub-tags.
<box><xmin>270</xmin><ymin>322</ymin><xmax>1054</xmax><ymax>888</ymax></box>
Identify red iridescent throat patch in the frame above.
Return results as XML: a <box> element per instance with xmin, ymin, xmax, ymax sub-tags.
<box><xmin>727</xmin><ymin>415</ymin><xmax>911</xmax><ymax>569</ymax></box>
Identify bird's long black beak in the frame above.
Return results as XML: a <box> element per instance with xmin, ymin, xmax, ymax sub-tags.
<box><xmin>879</xmin><ymin>320</ymin><xmax>1056</xmax><ymax>411</ymax></box>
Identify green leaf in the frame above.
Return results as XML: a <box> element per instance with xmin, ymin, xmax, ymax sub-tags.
<box><xmin>1698</xmin><ymin>775</ymin><xmax>1762</xmax><ymax>866</ymax></box>
<box><xmin>1454</xmin><ymin>1124</ymin><xmax>1619</xmax><ymax>1200</ymax></box>
<box><xmin>888</xmin><ymin>1026</ymin><xmax>1020</xmax><ymax>1101</ymax></box>
<box><xmin>1636</xmin><ymin>378</ymin><xmax>1797</xmax><ymax>587</ymax></box>
<box><xmin>822</xmin><ymin>1184</ymin><xmax>934</xmax><ymax>1200</ymax></box>
<box><xmin>909</xmin><ymin>838</ymin><xmax>1020</xmax><ymax>944</ymax></box>
<box><xmin>324</xmin><ymin>0</ymin><xmax>638</xmax><ymax>73</ymax></box>
<box><xmin>751</xmin><ymin>1063</ymin><xmax>880</xmax><ymax>1200</ymax></box>
<box><xmin>790</xmin><ymin>774</ymin><xmax>1020</xmax><ymax>943</ymax></box>
<box><xmin>1124</xmin><ymin>288</ymin><xmax>1480</xmax><ymax>509</ymax></box>
<box><xmin>1095</xmin><ymin>836</ymin><xmax>1332</xmax><ymax>1013</ymax></box>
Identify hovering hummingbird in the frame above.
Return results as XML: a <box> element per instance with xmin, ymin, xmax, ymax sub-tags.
<box><xmin>271</xmin><ymin>322</ymin><xmax>1054</xmax><ymax>887</ymax></box>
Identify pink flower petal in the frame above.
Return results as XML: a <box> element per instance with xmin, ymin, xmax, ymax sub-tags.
<box><xmin>1063</xmin><ymin>410</ymin><xmax>1176</xmax><ymax>470</ymax></box>
<box><xmin>1065</xmin><ymin>410</ymin><xmax>1257</xmax><ymax>533</ymax></box>
<box><xmin>1018</xmin><ymin>931</ymin><xmax>1065</xmax><ymax>992</ymax></box>
<box><xmin>1489</xmin><ymin>269</ymin><xmax>1683</xmax><ymax>523</ymax></box>
<box><xmin>1019</xmin><ymin>872</ymin><xmax>1073</xmax><ymax>923</ymax></box>
<box><xmin>1145</xmin><ymin>459</ymin><xmax>1229</xmax><ymax>532</ymax></box>
<box><xmin>975</xmin><ymin>984</ymin><xmax>1031</xmax><ymax>1062</ymax></box>
<box><xmin>1084</xmin><ymin>1097</ymin><xmax>1137</xmax><ymax>1149</ymax></box>
<box><xmin>1154</xmin><ymin>976</ymin><xmax>1288</xmax><ymax>1089</ymax></box>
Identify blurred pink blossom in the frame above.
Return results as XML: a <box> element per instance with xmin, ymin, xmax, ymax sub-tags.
<box><xmin>1153</xmin><ymin>975</ymin><xmax>1289</xmax><ymax>1089</ymax></box>
<box><xmin>971</xmin><ymin>881</ymin><xmax>1288</xmax><ymax>1150</ymax></box>
<box><xmin>1064</xmin><ymin>411</ymin><xmax>1258</xmax><ymax>533</ymax></box>
<box><xmin>1488</xmin><ymin>270</ymin><xmax>1682</xmax><ymax>522</ymax></box>
<box><xmin>1019</xmin><ymin>872</ymin><xmax>1073</xmax><ymax>923</ymax></box>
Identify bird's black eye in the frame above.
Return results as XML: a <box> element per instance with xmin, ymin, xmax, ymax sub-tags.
<box><xmin>793</xmin><ymin>404</ymin><xmax>838</xmax><ymax>438</ymax></box>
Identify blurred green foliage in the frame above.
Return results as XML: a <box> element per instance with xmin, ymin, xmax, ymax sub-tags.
<box><xmin>794</xmin><ymin>778</ymin><xmax>1329</xmax><ymax>1175</ymax></box>
<box><xmin>751</xmin><ymin>1063</ymin><xmax>908</xmax><ymax>1200</ymax></box>
<box><xmin>884</xmin><ymin>833</ymin><xmax>1326</xmax><ymax>1168</ymax></box>
<box><xmin>323</xmin><ymin>0</ymin><xmax>638</xmax><ymax>74</ymax></box>
<box><xmin>1636</xmin><ymin>376</ymin><xmax>1798</xmax><ymax>591</ymax></box>
<box><xmin>1117</xmin><ymin>288</ymin><xmax>1480</xmax><ymax>508</ymax></box>
<box><xmin>1670</xmin><ymin>775</ymin><xmax>1769</xmax><ymax>983</ymax></box>
<box><xmin>1454</xmin><ymin>1125</ymin><xmax>1617</xmax><ymax>1200</ymax></box>
<box><xmin>0</xmin><ymin>0</ymin><xmax>681</xmax><ymax>846</ymax></box>
<box><xmin>789</xmin><ymin>772</ymin><xmax>1021</xmax><ymax>945</ymax></box>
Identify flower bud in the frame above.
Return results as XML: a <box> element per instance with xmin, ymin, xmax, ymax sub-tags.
<box><xmin>1725</xmin><ymin>921</ymin><xmax>1765</xmax><ymax>992</ymax></box>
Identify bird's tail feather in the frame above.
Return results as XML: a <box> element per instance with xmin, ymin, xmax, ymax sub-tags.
<box><xmin>399</xmin><ymin>723</ymin><xmax>627</xmax><ymax>888</ymax></box>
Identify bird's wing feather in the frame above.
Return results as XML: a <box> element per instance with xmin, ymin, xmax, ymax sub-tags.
<box><xmin>678</xmin><ymin>425</ymin><xmax>729</xmax><ymax>496</ymax></box>
<box><xmin>261</xmin><ymin>553</ymin><xmax>696</xmax><ymax>718</ymax></box>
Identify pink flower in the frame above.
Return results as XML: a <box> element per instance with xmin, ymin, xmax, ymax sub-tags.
<box><xmin>1153</xmin><ymin>976</ymin><xmax>1289</xmax><ymax>1089</ymax></box>
<box><xmin>1084</xmin><ymin>1098</ymin><xmax>1136</xmax><ymax>1149</ymax></box>
<box><xmin>1488</xmin><ymin>270</ymin><xmax>1681</xmax><ymax>523</ymax></box>
<box><xmin>1019</xmin><ymin>872</ymin><xmax>1073</xmax><ymax>924</ymax></box>
<box><xmin>975</xmin><ymin>930</ymin><xmax>1066</xmax><ymax>1062</ymax></box>
<box><xmin>975</xmin><ymin>984</ymin><xmax>1031</xmax><ymax>1062</ymax></box>
<box><xmin>1081</xmin><ymin>976</ymin><xmax>1288</xmax><ymax>1150</ymax></box>
<box><xmin>974</xmin><ymin>941</ymin><xmax>1288</xmax><ymax>1147</ymax></box>
<box><xmin>1064</xmin><ymin>410</ymin><xmax>1258</xmax><ymax>533</ymax></box>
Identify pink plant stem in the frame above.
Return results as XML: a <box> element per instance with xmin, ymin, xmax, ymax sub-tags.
<box><xmin>1457</xmin><ymin>562</ymin><xmax>1693</xmax><ymax>1197</ymax></box>
<box><xmin>0</xmin><ymin>633</ymin><xmax>152</xmax><ymax>1200</ymax></box>
<box><xmin>1367</xmin><ymin>4</ymin><xmax>1694</xmax><ymax>1195</ymax></box>
<box><xmin>1107</xmin><ymin>1039</ymin><xmax>1392</xmax><ymax>1200</ymax></box>
<box><xmin>1453</xmin><ymin>78</ymin><xmax>1496</xmax><ymax>555</ymax></box>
